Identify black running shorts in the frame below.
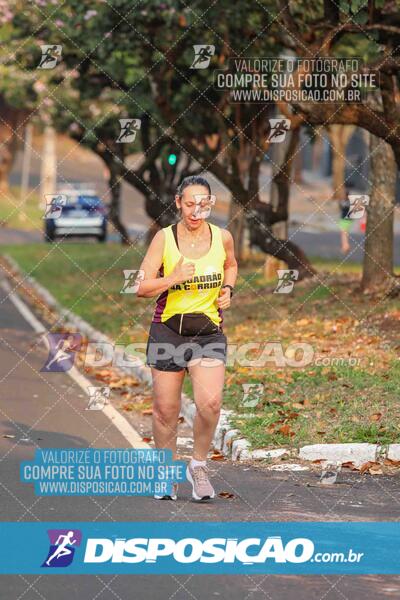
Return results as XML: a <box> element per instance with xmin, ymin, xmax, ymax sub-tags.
<box><xmin>145</xmin><ymin>320</ymin><xmax>228</xmax><ymax>372</ymax></box>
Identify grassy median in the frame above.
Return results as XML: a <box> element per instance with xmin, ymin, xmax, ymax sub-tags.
<box><xmin>0</xmin><ymin>187</ymin><xmax>43</xmax><ymax>230</ymax></box>
<box><xmin>2</xmin><ymin>242</ymin><xmax>400</xmax><ymax>450</ymax></box>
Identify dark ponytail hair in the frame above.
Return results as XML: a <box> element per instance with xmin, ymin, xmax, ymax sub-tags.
<box><xmin>176</xmin><ymin>175</ymin><xmax>211</xmax><ymax>198</ymax></box>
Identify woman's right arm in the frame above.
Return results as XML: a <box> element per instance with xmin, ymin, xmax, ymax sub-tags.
<box><xmin>136</xmin><ymin>230</ymin><xmax>194</xmax><ymax>298</ymax></box>
<box><xmin>136</xmin><ymin>230</ymin><xmax>174</xmax><ymax>298</ymax></box>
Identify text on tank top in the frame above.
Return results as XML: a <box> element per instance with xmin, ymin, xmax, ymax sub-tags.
<box><xmin>152</xmin><ymin>222</ymin><xmax>226</xmax><ymax>327</ymax></box>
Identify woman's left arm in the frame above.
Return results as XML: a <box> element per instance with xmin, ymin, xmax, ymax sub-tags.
<box><xmin>217</xmin><ymin>228</ymin><xmax>238</xmax><ymax>310</ymax></box>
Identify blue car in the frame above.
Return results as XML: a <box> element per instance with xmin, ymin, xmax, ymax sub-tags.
<box><xmin>44</xmin><ymin>190</ymin><xmax>108</xmax><ymax>243</ymax></box>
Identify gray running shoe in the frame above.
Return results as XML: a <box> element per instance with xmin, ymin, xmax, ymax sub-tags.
<box><xmin>186</xmin><ymin>463</ymin><xmax>215</xmax><ymax>501</ymax></box>
<box><xmin>154</xmin><ymin>482</ymin><xmax>178</xmax><ymax>501</ymax></box>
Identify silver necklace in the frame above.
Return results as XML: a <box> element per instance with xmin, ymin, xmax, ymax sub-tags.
<box><xmin>179</xmin><ymin>221</ymin><xmax>207</xmax><ymax>248</ymax></box>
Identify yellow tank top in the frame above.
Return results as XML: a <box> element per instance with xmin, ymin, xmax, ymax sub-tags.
<box><xmin>152</xmin><ymin>222</ymin><xmax>226</xmax><ymax>328</ymax></box>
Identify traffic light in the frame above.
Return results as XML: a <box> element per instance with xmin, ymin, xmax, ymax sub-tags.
<box><xmin>168</xmin><ymin>152</ymin><xmax>177</xmax><ymax>166</ymax></box>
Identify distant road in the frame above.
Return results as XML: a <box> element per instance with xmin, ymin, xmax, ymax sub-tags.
<box><xmin>0</xmin><ymin>220</ymin><xmax>399</xmax><ymax>267</ymax></box>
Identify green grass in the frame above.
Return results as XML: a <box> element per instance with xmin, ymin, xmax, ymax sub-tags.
<box><xmin>2</xmin><ymin>242</ymin><xmax>400</xmax><ymax>448</ymax></box>
<box><xmin>2</xmin><ymin>242</ymin><xmax>150</xmax><ymax>344</ymax></box>
<box><xmin>228</xmin><ymin>361</ymin><xmax>400</xmax><ymax>448</ymax></box>
<box><xmin>0</xmin><ymin>187</ymin><xmax>43</xmax><ymax>230</ymax></box>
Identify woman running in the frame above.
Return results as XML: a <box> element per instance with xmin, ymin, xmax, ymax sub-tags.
<box><xmin>137</xmin><ymin>175</ymin><xmax>237</xmax><ymax>501</ymax></box>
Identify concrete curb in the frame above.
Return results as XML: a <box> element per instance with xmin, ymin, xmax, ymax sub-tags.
<box><xmin>1</xmin><ymin>254</ymin><xmax>394</xmax><ymax>467</ymax></box>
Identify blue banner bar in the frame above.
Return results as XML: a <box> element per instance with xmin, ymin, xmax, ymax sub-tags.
<box><xmin>1</xmin><ymin>522</ymin><xmax>400</xmax><ymax>574</ymax></box>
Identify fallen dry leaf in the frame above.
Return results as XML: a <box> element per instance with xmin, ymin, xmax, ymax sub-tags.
<box><xmin>384</xmin><ymin>458</ymin><xmax>400</xmax><ymax>467</ymax></box>
<box><xmin>267</xmin><ymin>399</ymin><xmax>285</xmax><ymax>406</ymax></box>
<box><xmin>210</xmin><ymin>452</ymin><xmax>225</xmax><ymax>461</ymax></box>
<box><xmin>218</xmin><ymin>491</ymin><xmax>235</xmax><ymax>499</ymax></box>
<box><xmin>211</xmin><ymin>455</ymin><xmax>225</xmax><ymax>461</ymax></box>
<box><xmin>369</xmin><ymin>413</ymin><xmax>383</xmax><ymax>422</ymax></box>
<box><xmin>141</xmin><ymin>408</ymin><xmax>153</xmax><ymax>415</ymax></box>
<box><xmin>368</xmin><ymin>464</ymin><xmax>383</xmax><ymax>475</ymax></box>
<box><xmin>278</xmin><ymin>424</ymin><xmax>294</xmax><ymax>437</ymax></box>
<box><xmin>286</xmin><ymin>412</ymin><xmax>300</xmax><ymax>420</ymax></box>
<box><xmin>341</xmin><ymin>461</ymin><xmax>356</xmax><ymax>469</ymax></box>
<box><xmin>360</xmin><ymin>461</ymin><xmax>382</xmax><ymax>474</ymax></box>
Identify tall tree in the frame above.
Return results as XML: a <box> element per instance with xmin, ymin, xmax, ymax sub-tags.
<box><xmin>362</xmin><ymin>134</ymin><xmax>397</xmax><ymax>291</ymax></box>
<box><xmin>276</xmin><ymin>0</ymin><xmax>400</xmax><ymax>290</ymax></box>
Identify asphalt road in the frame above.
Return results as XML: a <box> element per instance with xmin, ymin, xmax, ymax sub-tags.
<box><xmin>8</xmin><ymin>142</ymin><xmax>400</xmax><ymax>264</ymax></box>
<box><xmin>2</xmin><ymin>222</ymin><xmax>400</xmax><ymax>269</ymax></box>
<box><xmin>1</xmin><ymin>271</ymin><xmax>400</xmax><ymax>598</ymax></box>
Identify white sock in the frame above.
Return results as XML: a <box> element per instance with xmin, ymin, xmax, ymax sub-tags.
<box><xmin>190</xmin><ymin>458</ymin><xmax>206</xmax><ymax>468</ymax></box>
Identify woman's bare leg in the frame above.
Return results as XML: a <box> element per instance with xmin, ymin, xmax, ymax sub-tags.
<box><xmin>151</xmin><ymin>367</ymin><xmax>185</xmax><ymax>460</ymax></box>
<box><xmin>187</xmin><ymin>359</ymin><xmax>225</xmax><ymax>460</ymax></box>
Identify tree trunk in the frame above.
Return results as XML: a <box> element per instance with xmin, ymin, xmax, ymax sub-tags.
<box><xmin>108</xmin><ymin>169</ymin><xmax>130</xmax><ymax>244</ymax></box>
<box><xmin>327</xmin><ymin>125</ymin><xmax>355</xmax><ymax>199</ymax></box>
<box><xmin>260</xmin><ymin>128</ymin><xmax>315</xmax><ymax>278</ymax></box>
<box><xmin>0</xmin><ymin>124</ymin><xmax>18</xmax><ymax>194</ymax></box>
<box><xmin>228</xmin><ymin>197</ymin><xmax>246</xmax><ymax>260</ymax></box>
<box><xmin>361</xmin><ymin>135</ymin><xmax>397</xmax><ymax>291</ymax></box>
<box><xmin>249</xmin><ymin>220</ymin><xmax>316</xmax><ymax>278</ymax></box>
<box><xmin>0</xmin><ymin>96</ymin><xmax>28</xmax><ymax>193</ymax></box>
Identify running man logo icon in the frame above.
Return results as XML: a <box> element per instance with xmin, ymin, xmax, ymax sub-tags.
<box><xmin>41</xmin><ymin>333</ymin><xmax>82</xmax><ymax>373</ymax></box>
<box><xmin>267</xmin><ymin>118</ymin><xmax>291</xmax><ymax>143</ymax></box>
<box><xmin>241</xmin><ymin>383</ymin><xmax>264</xmax><ymax>408</ymax></box>
<box><xmin>86</xmin><ymin>386</ymin><xmax>110</xmax><ymax>410</ymax></box>
<box><xmin>42</xmin><ymin>529</ymin><xmax>82</xmax><ymax>568</ymax></box>
<box><xmin>120</xmin><ymin>269</ymin><xmax>145</xmax><ymax>294</ymax></box>
<box><xmin>274</xmin><ymin>269</ymin><xmax>299</xmax><ymax>294</ymax></box>
<box><xmin>347</xmin><ymin>194</ymin><xmax>369</xmax><ymax>219</ymax></box>
<box><xmin>38</xmin><ymin>45</ymin><xmax>62</xmax><ymax>69</ymax></box>
<box><xmin>116</xmin><ymin>118</ymin><xmax>141</xmax><ymax>143</ymax></box>
<box><xmin>192</xmin><ymin>194</ymin><xmax>216</xmax><ymax>220</ymax></box>
<box><xmin>43</xmin><ymin>194</ymin><xmax>67</xmax><ymax>219</ymax></box>
<box><xmin>190</xmin><ymin>45</ymin><xmax>215</xmax><ymax>69</ymax></box>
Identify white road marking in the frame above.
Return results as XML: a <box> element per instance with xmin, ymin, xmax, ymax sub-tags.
<box><xmin>1</xmin><ymin>278</ymin><xmax>149</xmax><ymax>449</ymax></box>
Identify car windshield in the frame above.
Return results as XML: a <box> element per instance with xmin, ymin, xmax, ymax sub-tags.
<box><xmin>63</xmin><ymin>195</ymin><xmax>102</xmax><ymax>209</ymax></box>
